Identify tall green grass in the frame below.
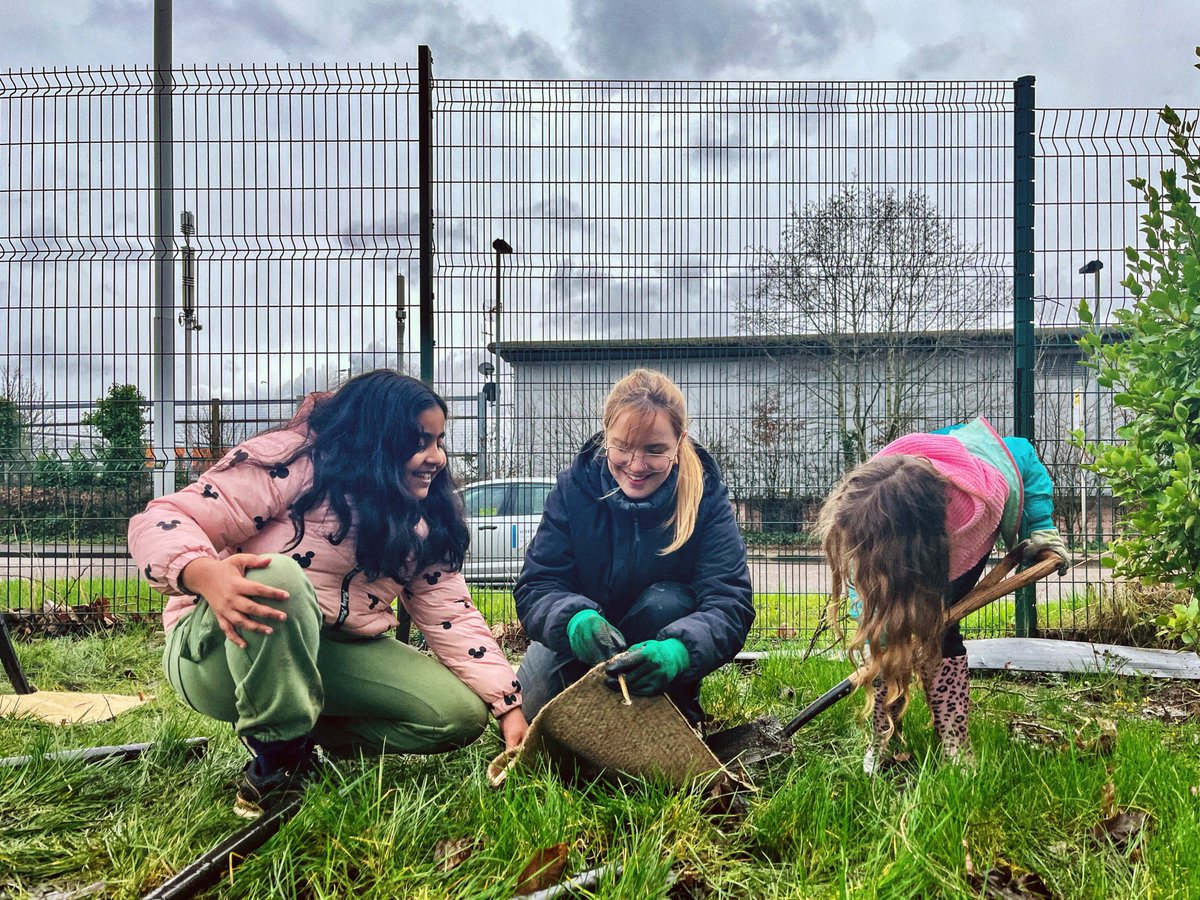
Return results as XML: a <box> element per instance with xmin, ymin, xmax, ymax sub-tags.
<box><xmin>2</xmin><ymin>628</ymin><xmax>1199</xmax><ymax>897</ymax></box>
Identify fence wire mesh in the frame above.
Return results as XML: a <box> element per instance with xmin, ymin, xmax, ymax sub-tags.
<box><xmin>0</xmin><ymin>59</ymin><xmax>1185</xmax><ymax>647</ymax></box>
<box><xmin>1</xmin><ymin>64</ymin><xmax>419</xmax><ymax>619</ymax></box>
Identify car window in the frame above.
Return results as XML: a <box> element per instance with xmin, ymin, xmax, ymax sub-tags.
<box><xmin>461</xmin><ymin>483</ymin><xmax>507</xmax><ymax>518</ymax></box>
<box><xmin>507</xmin><ymin>482</ymin><xmax>554</xmax><ymax>517</ymax></box>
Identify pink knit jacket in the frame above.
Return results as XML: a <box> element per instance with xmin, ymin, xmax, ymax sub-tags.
<box><xmin>875</xmin><ymin>417</ymin><xmax>1020</xmax><ymax>579</ymax></box>
<box><xmin>128</xmin><ymin>427</ymin><xmax>522</xmax><ymax>718</ymax></box>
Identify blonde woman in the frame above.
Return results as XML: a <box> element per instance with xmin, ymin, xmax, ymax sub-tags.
<box><xmin>515</xmin><ymin>369</ymin><xmax>754</xmax><ymax>725</ymax></box>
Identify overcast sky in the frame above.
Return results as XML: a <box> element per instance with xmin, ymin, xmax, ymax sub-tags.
<box><xmin>1</xmin><ymin>0</ymin><xmax>1196</xmax><ymax>108</ymax></box>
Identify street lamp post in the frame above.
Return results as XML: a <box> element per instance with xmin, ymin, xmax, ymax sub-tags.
<box><xmin>490</xmin><ymin>238</ymin><xmax>512</xmax><ymax>479</ymax></box>
<box><xmin>1078</xmin><ymin>259</ymin><xmax>1104</xmax><ymax>549</ymax></box>
<box><xmin>179</xmin><ymin>211</ymin><xmax>202</xmax><ymax>467</ymax></box>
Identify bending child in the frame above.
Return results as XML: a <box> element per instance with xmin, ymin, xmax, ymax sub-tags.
<box><xmin>817</xmin><ymin>416</ymin><xmax>1069</xmax><ymax>773</ymax></box>
<box><xmin>129</xmin><ymin>371</ymin><xmax>526</xmax><ymax>817</ymax></box>
<box><xmin>515</xmin><ymin>368</ymin><xmax>754</xmax><ymax>726</ymax></box>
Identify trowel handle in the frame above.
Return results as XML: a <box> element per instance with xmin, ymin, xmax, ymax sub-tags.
<box><xmin>780</xmin><ymin>668</ymin><xmax>869</xmax><ymax>739</ymax></box>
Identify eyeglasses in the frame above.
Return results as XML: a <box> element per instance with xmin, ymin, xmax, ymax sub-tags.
<box><xmin>603</xmin><ymin>441</ymin><xmax>680</xmax><ymax>473</ymax></box>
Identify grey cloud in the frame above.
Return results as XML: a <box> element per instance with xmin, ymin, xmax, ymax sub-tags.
<box><xmin>896</xmin><ymin>40</ymin><xmax>965</xmax><ymax>79</ymax></box>
<box><xmin>568</xmin><ymin>0</ymin><xmax>873</xmax><ymax>78</ymax></box>
<box><xmin>346</xmin><ymin>0</ymin><xmax>569</xmax><ymax>77</ymax></box>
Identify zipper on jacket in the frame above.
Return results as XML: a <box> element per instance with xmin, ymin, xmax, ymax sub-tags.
<box><xmin>334</xmin><ymin>565</ymin><xmax>363</xmax><ymax>629</ymax></box>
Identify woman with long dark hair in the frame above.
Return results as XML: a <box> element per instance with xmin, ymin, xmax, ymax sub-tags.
<box><xmin>130</xmin><ymin>370</ymin><xmax>526</xmax><ymax>818</ymax></box>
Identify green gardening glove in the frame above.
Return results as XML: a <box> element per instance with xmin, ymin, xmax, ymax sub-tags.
<box><xmin>567</xmin><ymin>609</ymin><xmax>627</xmax><ymax>665</ymax></box>
<box><xmin>604</xmin><ymin>638</ymin><xmax>690</xmax><ymax>697</ymax></box>
<box><xmin>1025</xmin><ymin>528</ymin><xmax>1070</xmax><ymax>576</ymax></box>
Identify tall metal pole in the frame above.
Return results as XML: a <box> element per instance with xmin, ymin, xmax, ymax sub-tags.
<box><xmin>493</xmin><ymin>245</ymin><xmax>501</xmax><ymax>479</ymax></box>
<box><xmin>396</xmin><ymin>273</ymin><xmax>407</xmax><ymax>373</ymax></box>
<box><xmin>179</xmin><ymin>211</ymin><xmax>200</xmax><ymax>466</ymax></box>
<box><xmin>1012</xmin><ymin>74</ymin><xmax>1037</xmax><ymax>637</ymax></box>
<box><xmin>1092</xmin><ymin>266</ymin><xmax>1103</xmax><ymax>548</ymax></box>
<box><xmin>151</xmin><ymin>0</ymin><xmax>177</xmax><ymax>497</ymax></box>
<box><xmin>418</xmin><ymin>46</ymin><xmax>434</xmax><ymax>386</ymax></box>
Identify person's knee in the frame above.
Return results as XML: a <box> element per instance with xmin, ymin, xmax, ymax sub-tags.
<box><xmin>621</xmin><ymin>581</ymin><xmax>698</xmax><ymax>639</ymax></box>
<box><xmin>435</xmin><ymin>690</ymin><xmax>489</xmax><ymax>748</ymax></box>
<box><xmin>239</xmin><ymin>553</ymin><xmax>319</xmax><ymax>617</ymax></box>
<box><xmin>243</xmin><ymin>553</ymin><xmax>312</xmax><ymax>596</ymax></box>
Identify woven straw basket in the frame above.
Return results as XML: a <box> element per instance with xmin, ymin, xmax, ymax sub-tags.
<box><xmin>488</xmin><ymin>663</ymin><xmax>726</xmax><ymax>788</ymax></box>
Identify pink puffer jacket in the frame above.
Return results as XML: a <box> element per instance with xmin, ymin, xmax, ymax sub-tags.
<box><xmin>875</xmin><ymin>417</ymin><xmax>1018</xmax><ymax>580</ymax></box>
<box><xmin>128</xmin><ymin>427</ymin><xmax>522</xmax><ymax>718</ymax></box>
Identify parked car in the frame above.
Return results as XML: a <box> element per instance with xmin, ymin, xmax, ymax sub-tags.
<box><xmin>459</xmin><ymin>477</ymin><xmax>557</xmax><ymax>584</ymax></box>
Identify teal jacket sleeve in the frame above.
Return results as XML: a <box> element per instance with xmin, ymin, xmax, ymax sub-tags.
<box><xmin>1002</xmin><ymin>437</ymin><xmax>1055</xmax><ymax>537</ymax></box>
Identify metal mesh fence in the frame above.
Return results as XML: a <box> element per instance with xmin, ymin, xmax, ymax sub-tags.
<box><xmin>432</xmin><ymin>78</ymin><xmax>1020</xmax><ymax>645</ymax></box>
<box><xmin>0</xmin><ymin>58</ymin><xmax>1185</xmax><ymax>646</ymax></box>
<box><xmin>1030</xmin><ymin>105</ymin><xmax>1197</xmax><ymax>640</ymax></box>
<box><xmin>1</xmin><ymin>64</ymin><xmax>419</xmax><ymax>616</ymax></box>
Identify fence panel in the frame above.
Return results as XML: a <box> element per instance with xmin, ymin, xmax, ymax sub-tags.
<box><xmin>431</xmin><ymin>79</ymin><xmax>1021</xmax><ymax>646</ymax></box>
<box><xmin>0</xmin><ymin>64</ymin><xmax>420</xmax><ymax>617</ymax></box>
<box><xmin>1</xmin><ymin>60</ymin><xmax>1183</xmax><ymax>648</ymax></box>
<box><xmin>1032</xmin><ymin>105</ymin><xmax>1197</xmax><ymax>640</ymax></box>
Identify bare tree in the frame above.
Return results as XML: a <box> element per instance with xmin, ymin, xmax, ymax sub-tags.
<box><xmin>0</xmin><ymin>366</ymin><xmax>48</xmax><ymax>452</ymax></box>
<box><xmin>737</xmin><ymin>185</ymin><xmax>1008</xmax><ymax>471</ymax></box>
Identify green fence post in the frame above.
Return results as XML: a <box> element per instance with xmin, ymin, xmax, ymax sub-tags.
<box><xmin>1013</xmin><ymin>74</ymin><xmax>1037</xmax><ymax>638</ymax></box>
<box><xmin>418</xmin><ymin>44</ymin><xmax>434</xmax><ymax>387</ymax></box>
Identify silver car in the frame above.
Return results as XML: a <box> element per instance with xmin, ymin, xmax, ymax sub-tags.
<box><xmin>459</xmin><ymin>477</ymin><xmax>557</xmax><ymax>584</ymax></box>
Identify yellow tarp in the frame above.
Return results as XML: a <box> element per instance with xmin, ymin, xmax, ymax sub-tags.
<box><xmin>0</xmin><ymin>691</ymin><xmax>151</xmax><ymax>725</ymax></box>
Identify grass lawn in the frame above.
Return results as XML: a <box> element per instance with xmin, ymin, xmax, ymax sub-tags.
<box><xmin>2</xmin><ymin>626</ymin><xmax>1199</xmax><ymax>898</ymax></box>
<box><xmin>1</xmin><ymin>577</ymin><xmax>1118</xmax><ymax>651</ymax></box>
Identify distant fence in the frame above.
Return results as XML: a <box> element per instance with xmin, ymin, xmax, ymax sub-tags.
<box><xmin>0</xmin><ymin>54</ymin><xmax>1187</xmax><ymax>643</ymax></box>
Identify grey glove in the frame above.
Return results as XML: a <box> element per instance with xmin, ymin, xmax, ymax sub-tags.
<box><xmin>1026</xmin><ymin>528</ymin><xmax>1070</xmax><ymax>576</ymax></box>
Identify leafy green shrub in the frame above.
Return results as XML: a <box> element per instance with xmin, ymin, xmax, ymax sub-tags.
<box><xmin>739</xmin><ymin>529</ymin><xmax>813</xmax><ymax>550</ymax></box>
<box><xmin>1156</xmin><ymin>595</ymin><xmax>1200</xmax><ymax>650</ymax></box>
<box><xmin>1076</xmin><ymin>84</ymin><xmax>1200</xmax><ymax>605</ymax></box>
<box><xmin>83</xmin><ymin>383</ymin><xmax>149</xmax><ymax>490</ymax></box>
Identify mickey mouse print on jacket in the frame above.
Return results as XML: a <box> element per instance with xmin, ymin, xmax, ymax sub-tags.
<box><xmin>128</xmin><ymin>426</ymin><xmax>520</xmax><ymax>718</ymax></box>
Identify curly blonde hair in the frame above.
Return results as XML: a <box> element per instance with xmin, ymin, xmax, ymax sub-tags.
<box><xmin>816</xmin><ymin>454</ymin><xmax>950</xmax><ymax>739</ymax></box>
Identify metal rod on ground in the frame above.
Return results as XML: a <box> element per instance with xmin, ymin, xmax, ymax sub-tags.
<box><xmin>0</xmin><ymin>737</ymin><xmax>208</xmax><ymax>769</ymax></box>
<box><xmin>140</xmin><ymin>793</ymin><xmax>305</xmax><ymax>900</ymax></box>
<box><xmin>0</xmin><ymin>614</ymin><xmax>35</xmax><ymax>694</ymax></box>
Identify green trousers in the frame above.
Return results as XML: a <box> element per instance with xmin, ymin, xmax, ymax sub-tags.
<box><xmin>162</xmin><ymin>554</ymin><xmax>488</xmax><ymax>755</ymax></box>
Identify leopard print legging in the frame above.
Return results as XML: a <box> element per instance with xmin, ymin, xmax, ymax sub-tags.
<box><xmin>869</xmin><ymin>653</ymin><xmax>971</xmax><ymax>764</ymax></box>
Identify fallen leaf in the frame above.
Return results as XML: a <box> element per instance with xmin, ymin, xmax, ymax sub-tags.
<box><xmin>433</xmin><ymin>836</ymin><xmax>479</xmax><ymax>872</ymax></box>
<box><xmin>1092</xmin><ymin>809</ymin><xmax>1148</xmax><ymax>857</ymax></box>
<box><xmin>967</xmin><ymin>863</ymin><xmax>1054</xmax><ymax>899</ymax></box>
<box><xmin>490</xmin><ymin>621</ymin><xmax>529</xmax><ymax>654</ymax></box>
<box><xmin>669</xmin><ymin>868</ymin><xmax>714</xmax><ymax>899</ymax></box>
<box><xmin>1074</xmin><ymin>719</ymin><xmax>1117</xmax><ymax>755</ymax></box>
<box><xmin>964</xmin><ymin>842</ymin><xmax>1054</xmax><ymax>899</ymax></box>
<box><xmin>1009</xmin><ymin>720</ymin><xmax>1066</xmax><ymax>749</ymax></box>
<box><xmin>702</xmin><ymin>772</ymin><xmax>750</xmax><ymax>826</ymax></box>
<box><xmin>1099</xmin><ymin>781</ymin><xmax>1116</xmax><ymax>818</ymax></box>
<box><xmin>514</xmin><ymin>842</ymin><xmax>569</xmax><ymax>895</ymax></box>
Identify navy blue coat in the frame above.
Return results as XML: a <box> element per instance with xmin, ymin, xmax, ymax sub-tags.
<box><xmin>515</xmin><ymin>435</ymin><xmax>754</xmax><ymax>681</ymax></box>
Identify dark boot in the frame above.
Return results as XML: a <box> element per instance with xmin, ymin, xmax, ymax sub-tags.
<box><xmin>235</xmin><ymin>734</ymin><xmax>320</xmax><ymax>819</ymax></box>
<box><xmin>921</xmin><ymin>654</ymin><xmax>973</xmax><ymax>767</ymax></box>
